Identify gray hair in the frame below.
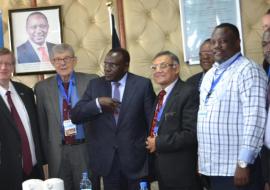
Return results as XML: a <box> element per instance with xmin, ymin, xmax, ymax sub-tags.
<box><xmin>152</xmin><ymin>50</ymin><xmax>180</xmax><ymax>65</ymax></box>
<box><xmin>50</xmin><ymin>43</ymin><xmax>75</xmax><ymax>59</ymax></box>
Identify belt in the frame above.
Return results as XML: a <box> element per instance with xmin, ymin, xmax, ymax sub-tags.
<box><xmin>62</xmin><ymin>138</ymin><xmax>85</xmax><ymax>145</ymax></box>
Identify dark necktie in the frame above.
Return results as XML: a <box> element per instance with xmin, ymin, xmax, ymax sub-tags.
<box><xmin>62</xmin><ymin>82</ymin><xmax>75</xmax><ymax>144</ymax></box>
<box><xmin>150</xmin><ymin>90</ymin><xmax>166</xmax><ymax>137</ymax></box>
<box><xmin>6</xmin><ymin>91</ymin><xmax>32</xmax><ymax>175</ymax></box>
<box><xmin>112</xmin><ymin>82</ymin><xmax>120</xmax><ymax>123</ymax></box>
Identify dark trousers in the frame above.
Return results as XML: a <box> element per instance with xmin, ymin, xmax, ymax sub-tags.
<box><xmin>208</xmin><ymin>157</ymin><xmax>263</xmax><ymax>190</ymax></box>
<box><xmin>103</xmin><ymin>152</ymin><xmax>140</xmax><ymax>190</ymax></box>
<box><xmin>23</xmin><ymin>164</ymin><xmax>44</xmax><ymax>181</ymax></box>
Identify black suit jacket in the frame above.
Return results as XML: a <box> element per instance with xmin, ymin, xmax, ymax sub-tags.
<box><xmin>0</xmin><ymin>81</ymin><xmax>43</xmax><ymax>190</ymax></box>
<box><xmin>152</xmin><ymin>79</ymin><xmax>199</xmax><ymax>189</ymax></box>
<box><xmin>71</xmin><ymin>73</ymin><xmax>156</xmax><ymax>179</ymax></box>
<box><xmin>17</xmin><ymin>41</ymin><xmax>55</xmax><ymax>63</ymax></box>
<box><xmin>186</xmin><ymin>72</ymin><xmax>203</xmax><ymax>90</ymax></box>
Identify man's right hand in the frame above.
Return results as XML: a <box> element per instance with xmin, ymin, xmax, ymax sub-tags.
<box><xmin>98</xmin><ymin>97</ymin><xmax>120</xmax><ymax>112</ymax></box>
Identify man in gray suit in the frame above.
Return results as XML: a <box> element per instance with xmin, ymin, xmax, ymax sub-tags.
<box><xmin>71</xmin><ymin>48</ymin><xmax>156</xmax><ymax>190</ymax></box>
<box><xmin>35</xmin><ymin>43</ymin><xmax>98</xmax><ymax>190</ymax></box>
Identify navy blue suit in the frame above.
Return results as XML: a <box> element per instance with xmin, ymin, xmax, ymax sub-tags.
<box><xmin>71</xmin><ymin>73</ymin><xmax>155</xmax><ymax>180</ymax></box>
<box><xmin>16</xmin><ymin>40</ymin><xmax>55</xmax><ymax>63</ymax></box>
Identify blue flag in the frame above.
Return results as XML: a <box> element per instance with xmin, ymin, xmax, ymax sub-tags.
<box><xmin>0</xmin><ymin>11</ymin><xmax>3</xmax><ymax>48</ymax></box>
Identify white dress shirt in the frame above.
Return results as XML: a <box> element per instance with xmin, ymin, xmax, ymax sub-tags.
<box><xmin>0</xmin><ymin>81</ymin><xmax>37</xmax><ymax>165</ymax></box>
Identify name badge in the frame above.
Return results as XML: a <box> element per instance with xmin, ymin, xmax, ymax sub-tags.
<box><xmin>63</xmin><ymin>120</ymin><xmax>77</xmax><ymax>136</ymax></box>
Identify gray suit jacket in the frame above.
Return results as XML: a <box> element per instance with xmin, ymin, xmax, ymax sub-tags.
<box><xmin>34</xmin><ymin>72</ymin><xmax>97</xmax><ymax>177</ymax></box>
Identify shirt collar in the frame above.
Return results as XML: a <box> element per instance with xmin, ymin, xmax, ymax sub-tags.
<box><xmin>213</xmin><ymin>52</ymin><xmax>241</xmax><ymax>70</ymax></box>
<box><xmin>0</xmin><ymin>81</ymin><xmax>15</xmax><ymax>97</ymax></box>
<box><xmin>163</xmin><ymin>78</ymin><xmax>178</xmax><ymax>95</ymax></box>
<box><xmin>56</xmin><ymin>71</ymin><xmax>76</xmax><ymax>86</ymax></box>
<box><xmin>29</xmin><ymin>40</ymin><xmax>46</xmax><ymax>51</ymax></box>
<box><xmin>111</xmin><ymin>72</ymin><xmax>128</xmax><ymax>86</ymax></box>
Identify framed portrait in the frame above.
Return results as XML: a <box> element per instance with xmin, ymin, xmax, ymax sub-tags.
<box><xmin>8</xmin><ymin>6</ymin><xmax>62</xmax><ymax>75</ymax></box>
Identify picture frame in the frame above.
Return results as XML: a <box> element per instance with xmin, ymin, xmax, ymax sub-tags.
<box><xmin>179</xmin><ymin>0</ymin><xmax>243</xmax><ymax>65</ymax></box>
<box><xmin>8</xmin><ymin>6</ymin><xmax>62</xmax><ymax>75</ymax></box>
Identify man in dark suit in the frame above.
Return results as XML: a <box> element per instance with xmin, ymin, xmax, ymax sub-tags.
<box><xmin>146</xmin><ymin>51</ymin><xmax>200</xmax><ymax>190</ymax></box>
<box><xmin>17</xmin><ymin>11</ymin><xmax>56</xmax><ymax>64</ymax></box>
<box><xmin>35</xmin><ymin>43</ymin><xmax>98</xmax><ymax>190</ymax></box>
<box><xmin>0</xmin><ymin>48</ymin><xmax>44</xmax><ymax>189</ymax></box>
<box><xmin>186</xmin><ymin>39</ymin><xmax>214</xmax><ymax>89</ymax></box>
<box><xmin>71</xmin><ymin>48</ymin><xmax>156</xmax><ymax>190</ymax></box>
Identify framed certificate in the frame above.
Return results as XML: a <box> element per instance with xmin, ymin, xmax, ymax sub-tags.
<box><xmin>179</xmin><ymin>0</ymin><xmax>243</xmax><ymax>65</ymax></box>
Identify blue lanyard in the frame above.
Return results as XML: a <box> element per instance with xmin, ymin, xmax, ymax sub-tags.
<box><xmin>205</xmin><ymin>54</ymin><xmax>241</xmax><ymax>103</ymax></box>
<box><xmin>153</xmin><ymin>89</ymin><xmax>172</xmax><ymax>136</ymax></box>
<box><xmin>267</xmin><ymin>65</ymin><xmax>270</xmax><ymax>82</ymax></box>
<box><xmin>57</xmin><ymin>73</ymin><xmax>74</xmax><ymax>105</ymax></box>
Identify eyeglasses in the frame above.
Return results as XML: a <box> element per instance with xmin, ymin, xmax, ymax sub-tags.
<box><xmin>104</xmin><ymin>62</ymin><xmax>121</xmax><ymax>69</ymax></box>
<box><xmin>150</xmin><ymin>62</ymin><xmax>176</xmax><ymax>70</ymax></box>
<box><xmin>262</xmin><ymin>41</ymin><xmax>270</xmax><ymax>48</ymax></box>
<box><xmin>53</xmin><ymin>56</ymin><xmax>75</xmax><ymax>64</ymax></box>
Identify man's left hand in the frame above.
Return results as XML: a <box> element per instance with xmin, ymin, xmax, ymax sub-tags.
<box><xmin>234</xmin><ymin>165</ymin><xmax>250</xmax><ymax>187</ymax></box>
<box><xmin>146</xmin><ymin>136</ymin><xmax>156</xmax><ymax>153</ymax></box>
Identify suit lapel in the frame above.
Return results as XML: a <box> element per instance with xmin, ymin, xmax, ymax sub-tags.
<box><xmin>0</xmin><ymin>95</ymin><xmax>19</xmax><ymax>133</ymax></box>
<box><xmin>117</xmin><ymin>73</ymin><xmax>136</xmax><ymax>125</ymax></box>
<box><xmin>49</xmin><ymin>77</ymin><xmax>62</xmax><ymax>126</ymax></box>
<box><xmin>74</xmin><ymin>73</ymin><xmax>84</xmax><ymax>97</ymax></box>
<box><xmin>158</xmin><ymin>79</ymin><xmax>181</xmax><ymax>127</ymax></box>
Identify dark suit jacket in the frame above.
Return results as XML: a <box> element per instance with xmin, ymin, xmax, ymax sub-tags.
<box><xmin>71</xmin><ymin>73</ymin><xmax>156</xmax><ymax>179</ymax></box>
<box><xmin>152</xmin><ymin>79</ymin><xmax>199</xmax><ymax>189</ymax></box>
<box><xmin>34</xmin><ymin>72</ymin><xmax>97</xmax><ymax>177</ymax></box>
<box><xmin>0</xmin><ymin>81</ymin><xmax>43</xmax><ymax>190</ymax></box>
<box><xmin>17</xmin><ymin>40</ymin><xmax>55</xmax><ymax>64</ymax></box>
<box><xmin>186</xmin><ymin>72</ymin><xmax>203</xmax><ymax>89</ymax></box>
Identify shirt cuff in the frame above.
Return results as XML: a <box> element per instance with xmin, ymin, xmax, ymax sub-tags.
<box><xmin>238</xmin><ymin>148</ymin><xmax>256</xmax><ymax>164</ymax></box>
<box><xmin>95</xmin><ymin>98</ymin><xmax>102</xmax><ymax>113</ymax></box>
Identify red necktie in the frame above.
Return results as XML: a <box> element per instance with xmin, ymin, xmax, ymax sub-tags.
<box><xmin>150</xmin><ymin>90</ymin><xmax>166</xmax><ymax>137</ymax></box>
<box><xmin>38</xmin><ymin>46</ymin><xmax>49</xmax><ymax>62</ymax></box>
<box><xmin>62</xmin><ymin>83</ymin><xmax>75</xmax><ymax>144</ymax></box>
<box><xmin>6</xmin><ymin>91</ymin><xmax>32</xmax><ymax>175</ymax></box>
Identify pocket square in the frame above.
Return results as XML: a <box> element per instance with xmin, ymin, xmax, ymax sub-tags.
<box><xmin>165</xmin><ymin>112</ymin><xmax>176</xmax><ymax>120</ymax></box>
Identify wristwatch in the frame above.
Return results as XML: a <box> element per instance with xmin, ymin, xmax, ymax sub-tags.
<box><xmin>238</xmin><ymin>160</ymin><xmax>248</xmax><ymax>168</ymax></box>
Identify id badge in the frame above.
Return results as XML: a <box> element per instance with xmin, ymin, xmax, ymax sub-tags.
<box><xmin>63</xmin><ymin>120</ymin><xmax>77</xmax><ymax>136</ymax></box>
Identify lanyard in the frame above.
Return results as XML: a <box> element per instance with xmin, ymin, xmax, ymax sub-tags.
<box><xmin>57</xmin><ymin>74</ymin><xmax>74</xmax><ymax>105</ymax></box>
<box><xmin>153</xmin><ymin>90</ymin><xmax>172</xmax><ymax>136</ymax></box>
<box><xmin>205</xmin><ymin>54</ymin><xmax>241</xmax><ymax>103</ymax></box>
<box><xmin>267</xmin><ymin>65</ymin><xmax>270</xmax><ymax>82</ymax></box>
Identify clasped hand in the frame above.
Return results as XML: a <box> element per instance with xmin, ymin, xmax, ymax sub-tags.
<box><xmin>98</xmin><ymin>97</ymin><xmax>121</xmax><ymax>112</ymax></box>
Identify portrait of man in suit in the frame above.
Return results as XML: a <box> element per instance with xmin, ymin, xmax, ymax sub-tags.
<box><xmin>71</xmin><ymin>48</ymin><xmax>156</xmax><ymax>190</ymax></box>
<box><xmin>146</xmin><ymin>51</ymin><xmax>200</xmax><ymax>190</ymax></box>
<box><xmin>16</xmin><ymin>11</ymin><xmax>56</xmax><ymax>64</ymax></box>
<box><xmin>0</xmin><ymin>48</ymin><xmax>44</xmax><ymax>189</ymax></box>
